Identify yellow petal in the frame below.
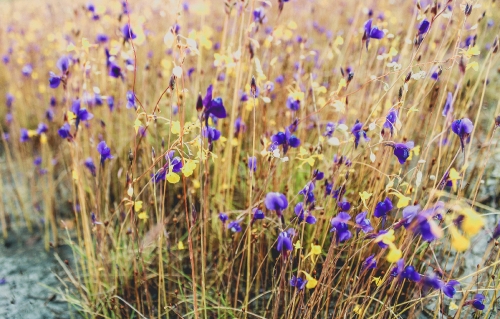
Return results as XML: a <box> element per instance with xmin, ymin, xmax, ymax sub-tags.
<box><xmin>311</xmin><ymin>244</ymin><xmax>322</xmax><ymax>255</ymax></box>
<box><xmin>386</xmin><ymin>245</ymin><xmax>402</xmax><ymax>263</ymax></box>
<box><xmin>461</xmin><ymin>208</ymin><xmax>484</xmax><ymax>236</ymax></box>
<box><xmin>138</xmin><ymin>211</ymin><xmax>148</xmax><ymax>220</ymax></box>
<box><xmin>177</xmin><ymin>241</ymin><xmax>185</xmax><ymax>250</ymax></box>
<box><xmin>294</xmin><ymin>241</ymin><xmax>303</xmax><ymax>250</ymax></box>
<box><xmin>166</xmin><ymin>172</ymin><xmax>180</xmax><ymax>184</ymax></box>
<box><xmin>450</xmin><ymin>226</ymin><xmax>470</xmax><ymax>252</ymax></box>
<box><xmin>301</xmin><ymin>271</ymin><xmax>318</xmax><ymax>289</ymax></box>
<box><xmin>134</xmin><ymin>201</ymin><xmax>143</xmax><ymax>212</ymax></box>
<box><xmin>171</xmin><ymin>121</ymin><xmax>181</xmax><ymax>135</ymax></box>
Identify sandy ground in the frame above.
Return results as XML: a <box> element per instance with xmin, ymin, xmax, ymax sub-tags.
<box><xmin>0</xmin><ymin>229</ymin><xmax>80</xmax><ymax>319</ymax></box>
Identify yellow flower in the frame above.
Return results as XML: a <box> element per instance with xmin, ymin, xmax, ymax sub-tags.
<box><xmin>464</xmin><ymin>45</ymin><xmax>480</xmax><ymax>58</ymax></box>
<box><xmin>450</xmin><ymin>226</ymin><xmax>470</xmax><ymax>252</ymax></box>
<box><xmin>390</xmin><ymin>192</ymin><xmax>411</xmax><ymax>208</ymax></box>
<box><xmin>386</xmin><ymin>243</ymin><xmax>402</xmax><ymax>263</ymax></box>
<box><xmin>181</xmin><ymin>159</ymin><xmax>197</xmax><ymax>177</ymax></box>
<box><xmin>448</xmin><ymin>168</ymin><xmax>461</xmax><ymax>192</ymax></box>
<box><xmin>311</xmin><ymin>243</ymin><xmax>322</xmax><ymax>255</ymax></box>
<box><xmin>461</xmin><ymin>208</ymin><xmax>484</xmax><ymax>236</ymax></box>
<box><xmin>353</xmin><ymin>304</ymin><xmax>362</xmax><ymax>315</ymax></box>
<box><xmin>177</xmin><ymin>241</ymin><xmax>185</xmax><ymax>250</ymax></box>
<box><xmin>134</xmin><ymin>201</ymin><xmax>143</xmax><ymax>212</ymax></box>
<box><xmin>171</xmin><ymin>121</ymin><xmax>181</xmax><ymax>135</ymax></box>
<box><xmin>466</xmin><ymin>61</ymin><xmax>479</xmax><ymax>71</ymax></box>
<box><xmin>375</xmin><ymin>229</ymin><xmax>396</xmax><ymax>245</ymax></box>
<box><xmin>371</xmin><ymin>276</ymin><xmax>383</xmax><ymax>287</ymax></box>
<box><xmin>301</xmin><ymin>271</ymin><xmax>318</xmax><ymax>289</ymax></box>
<box><xmin>294</xmin><ymin>241</ymin><xmax>303</xmax><ymax>250</ymax></box>
<box><xmin>138</xmin><ymin>211</ymin><xmax>148</xmax><ymax>220</ymax></box>
<box><xmin>359</xmin><ymin>191</ymin><xmax>372</xmax><ymax>208</ymax></box>
<box><xmin>166</xmin><ymin>172</ymin><xmax>180</xmax><ymax>184</ymax></box>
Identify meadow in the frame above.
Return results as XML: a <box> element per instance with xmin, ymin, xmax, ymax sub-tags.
<box><xmin>1</xmin><ymin>0</ymin><xmax>500</xmax><ymax>318</ymax></box>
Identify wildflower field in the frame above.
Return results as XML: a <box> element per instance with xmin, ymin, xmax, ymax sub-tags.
<box><xmin>1</xmin><ymin>0</ymin><xmax>500</xmax><ymax>318</ymax></box>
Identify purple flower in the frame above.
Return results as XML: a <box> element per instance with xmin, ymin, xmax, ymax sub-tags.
<box><xmin>122</xmin><ymin>24</ymin><xmax>136</xmax><ymax>41</ymax></box>
<box><xmin>202</xmin><ymin>126</ymin><xmax>221</xmax><ymax>142</ymax></box>
<box><xmin>34</xmin><ymin>156</ymin><xmax>42</xmax><ymax>166</ymax></box>
<box><xmin>330</xmin><ymin>212</ymin><xmax>352</xmax><ymax>243</ymax></box>
<box><xmin>451</xmin><ymin>118</ymin><xmax>473</xmax><ymax>151</ymax></box>
<box><xmin>402</xmin><ymin>265</ymin><xmax>421</xmax><ymax>282</ymax></box>
<box><xmin>363</xmin><ymin>19</ymin><xmax>385</xmax><ymax>49</ymax></box>
<box><xmin>253</xmin><ymin>208</ymin><xmax>265</xmax><ymax>221</ymax></box>
<box><xmin>126</xmin><ymin>91</ymin><xmax>135</xmax><ymax>109</ymax></box>
<box><xmin>390</xmin><ymin>259</ymin><xmax>405</xmax><ymax>278</ymax></box>
<box><xmin>417</xmin><ymin>18</ymin><xmax>431</xmax><ymax>35</ymax></box>
<box><xmin>84</xmin><ymin>157</ymin><xmax>96</xmax><ymax>176</ymax></box>
<box><xmin>313</xmin><ymin>169</ymin><xmax>324</xmax><ymax>181</ymax></box>
<box><xmin>338</xmin><ymin>200</ymin><xmax>351</xmax><ymax>212</ymax></box>
<box><xmin>294</xmin><ymin>202</ymin><xmax>317</xmax><ymax>225</ymax></box>
<box><xmin>219</xmin><ymin>213</ymin><xmax>228</xmax><ymax>223</ymax></box>
<box><xmin>442</xmin><ymin>92</ymin><xmax>453</xmax><ymax>117</ymax></box>
<box><xmin>384</xmin><ymin>108</ymin><xmax>398</xmax><ymax>135</ymax></box>
<box><xmin>355</xmin><ymin>211</ymin><xmax>373</xmax><ymax>233</ymax></box>
<box><xmin>323</xmin><ymin>122</ymin><xmax>335</xmax><ymax>137</ymax></box>
<box><xmin>49</xmin><ymin>72</ymin><xmax>62</xmax><ymax>88</ymax></box>
<box><xmin>235</xmin><ymin>117</ymin><xmax>246</xmax><ymax>134</ymax></box>
<box><xmin>6</xmin><ymin>93</ymin><xmax>14</xmax><ymax>108</ymax></box>
<box><xmin>109</xmin><ymin>62</ymin><xmax>122</xmax><ymax>78</ymax></box>
<box><xmin>423</xmin><ymin>276</ymin><xmax>460</xmax><ymax>298</ymax></box>
<box><xmin>374</xmin><ymin>197</ymin><xmax>393</xmax><ymax>220</ymax></box>
<box><xmin>392</xmin><ymin>141</ymin><xmax>414</xmax><ymax>164</ymax></box>
<box><xmin>277</xmin><ymin>229</ymin><xmax>294</xmax><ymax>253</ymax></box>
<box><xmin>351</xmin><ymin>120</ymin><xmax>369</xmax><ymax>148</ymax></box>
<box><xmin>442</xmin><ymin>280</ymin><xmax>460</xmax><ymax>298</ymax></box>
<box><xmin>265</xmin><ymin>192</ymin><xmax>288</xmax><ymax>216</ymax></box>
<box><xmin>270</xmin><ymin>128</ymin><xmax>300</xmax><ymax>153</ymax></box>
<box><xmin>56</xmin><ymin>56</ymin><xmax>70</xmax><ymax>73</ymax></box>
<box><xmin>37</xmin><ymin>123</ymin><xmax>48</xmax><ymax>135</ymax></box>
<box><xmin>58</xmin><ymin>123</ymin><xmax>71</xmax><ymax>139</ymax></box>
<box><xmin>97</xmin><ymin>141</ymin><xmax>113</xmax><ymax>164</ymax></box>
<box><xmin>228</xmin><ymin>220</ymin><xmax>242</xmax><ymax>233</ymax></box>
<box><xmin>248</xmin><ymin>156</ymin><xmax>257</xmax><ymax>172</ymax></box>
<box><xmin>72</xmin><ymin>99</ymin><xmax>94</xmax><ymax>129</ymax></box>
<box><xmin>107</xmin><ymin>96</ymin><xmax>115</xmax><ymax>111</ymax></box>
<box><xmin>286</xmin><ymin>96</ymin><xmax>300</xmax><ymax>111</ymax></box>
<box><xmin>22</xmin><ymin>64</ymin><xmax>33</xmax><ymax>76</ymax></box>
<box><xmin>20</xmin><ymin>128</ymin><xmax>30</xmax><ymax>142</ymax></box>
<box><xmin>492</xmin><ymin>220</ymin><xmax>500</xmax><ymax>241</ymax></box>
<box><xmin>96</xmin><ymin>33</ymin><xmax>109</xmax><ymax>43</ymax></box>
<box><xmin>202</xmin><ymin>85</ymin><xmax>227</xmax><ymax>122</ymax></box>
<box><xmin>361</xmin><ymin>254</ymin><xmax>377</xmax><ymax>271</ymax></box>
<box><xmin>467</xmin><ymin>294</ymin><xmax>486</xmax><ymax>311</ymax></box>
<box><xmin>290</xmin><ymin>275</ymin><xmax>307</xmax><ymax>291</ymax></box>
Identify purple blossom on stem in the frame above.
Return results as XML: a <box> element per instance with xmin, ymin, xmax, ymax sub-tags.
<box><xmin>277</xmin><ymin>229</ymin><xmax>294</xmax><ymax>253</ymax></box>
<box><xmin>442</xmin><ymin>92</ymin><xmax>453</xmax><ymax>117</ymax></box>
<box><xmin>84</xmin><ymin>157</ymin><xmax>96</xmax><ymax>176</ymax></box>
<box><xmin>363</xmin><ymin>19</ymin><xmax>385</xmax><ymax>49</ymax></box>
<box><xmin>351</xmin><ymin>120</ymin><xmax>369</xmax><ymax>148</ymax></box>
<box><xmin>97</xmin><ymin>141</ymin><xmax>113</xmax><ymax>164</ymax></box>
<box><xmin>384</xmin><ymin>108</ymin><xmax>398</xmax><ymax>135</ymax></box>
<box><xmin>391</xmin><ymin>141</ymin><xmax>414</xmax><ymax>164</ymax></box>
<box><xmin>361</xmin><ymin>254</ymin><xmax>377</xmax><ymax>271</ymax></box>
<box><xmin>330</xmin><ymin>212</ymin><xmax>352</xmax><ymax>243</ymax></box>
<box><xmin>71</xmin><ymin>99</ymin><xmax>94</xmax><ymax>129</ymax></box>
<box><xmin>248</xmin><ymin>156</ymin><xmax>257</xmax><ymax>172</ymax></box>
<box><xmin>58</xmin><ymin>123</ymin><xmax>71</xmax><ymax>139</ymax></box>
<box><xmin>290</xmin><ymin>275</ymin><xmax>307</xmax><ymax>291</ymax></box>
<box><xmin>265</xmin><ymin>192</ymin><xmax>288</xmax><ymax>217</ymax></box>
<box><xmin>355</xmin><ymin>211</ymin><xmax>373</xmax><ymax>233</ymax></box>
<box><xmin>228</xmin><ymin>220</ymin><xmax>242</xmax><ymax>233</ymax></box>
<box><xmin>451</xmin><ymin>118</ymin><xmax>473</xmax><ymax>151</ymax></box>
